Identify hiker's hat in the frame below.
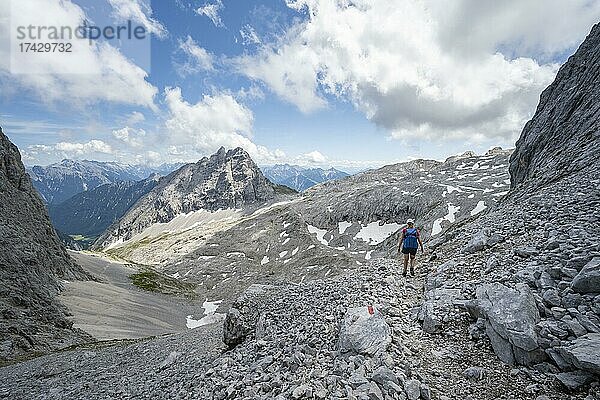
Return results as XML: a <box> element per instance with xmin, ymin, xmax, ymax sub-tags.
<box><xmin>406</xmin><ymin>218</ymin><xmax>415</xmax><ymax>224</ymax></box>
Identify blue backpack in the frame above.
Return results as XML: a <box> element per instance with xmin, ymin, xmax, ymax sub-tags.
<box><xmin>403</xmin><ymin>228</ymin><xmax>419</xmax><ymax>249</ymax></box>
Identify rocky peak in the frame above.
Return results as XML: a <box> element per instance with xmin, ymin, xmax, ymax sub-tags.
<box><xmin>510</xmin><ymin>23</ymin><xmax>600</xmax><ymax>188</ymax></box>
<box><xmin>94</xmin><ymin>146</ymin><xmax>282</xmax><ymax>248</ymax></box>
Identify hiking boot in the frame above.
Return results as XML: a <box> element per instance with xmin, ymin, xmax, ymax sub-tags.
<box><xmin>410</xmin><ymin>268</ymin><xmax>415</xmax><ymax>276</ymax></box>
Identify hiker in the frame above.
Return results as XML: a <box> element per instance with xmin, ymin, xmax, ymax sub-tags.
<box><xmin>398</xmin><ymin>219</ymin><xmax>424</xmax><ymax>276</ymax></box>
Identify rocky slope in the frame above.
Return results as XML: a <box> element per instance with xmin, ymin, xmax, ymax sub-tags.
<box><xmin>297</xmin><ymin>147</ymin><xmax>512</xmax><ymax>248</ymax></box>
<box><xmin>28</xmin><ymin>159</ymin><xmax>181</xmax><ymax>205</ymax></box>
<box><xmin>48</xmin><ymin>175</ymin><xmax>160</xmax><ymax>243</ymax></box>
<box><xmin>415</xmin><ymin>22</ymin><xmax>600</xmax><ymax>396</ymax></box>
<box><xmin>0</xmin><ymin>127</ymin><xmax>92</xmax><ymax>363</ymax></box>
<box><xmin>94</xmin><ymin>147</ymin><xmax>292</xmax><ymax>249</ymax></box>
<box><xmin>262</xmin><ymin>164</ymin><xmax>350</xmax><ymax>191</ymax></box>
<box><xmin>510</xmin><ymin>23</ymin><xmax>600</xmax><ymax>189</ymax></box>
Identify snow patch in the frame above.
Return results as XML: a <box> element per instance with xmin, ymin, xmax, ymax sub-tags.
<box><xmin>307</xmin><ymin>224</ymin><xmax>329</xmax><ymax>246</ymax></box>
<box><xmin>432</xmin><ymin>204</ymin><xmax>460</xmax><ymax>236</ymax></box>
<box><xmin>338</xmin><ymin>221</ymin><xmax>352</xmax><ymax>234</ymax></box>
<box><xmin>470</xmin><ymin>201</ymin><xmax>487</xmax><ymax>216</ymax></box>
<box><xmin>186</xmin><ymin>299</ymin><xmax>224</xmax><ymax>329</ymax></box>
<box><xmin>355</xmin><ymin>220</ymin><xmax>402</xmax><ymax>245</ymax></box>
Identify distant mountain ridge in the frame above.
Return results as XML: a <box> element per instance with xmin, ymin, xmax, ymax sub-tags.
<box><xmin>27</xmin><ymin>159</ymin><xmax>183</xmax><ymax>204</ymax></box>
<box><xmin>48</xmin><ymin>174</ymin><xmax>161</xmax><ymax>245</ymax></box>
<box><xmin>262</xmin><ymin>164</ymin><xmax>350</xmax><ymax>191</ymax></box>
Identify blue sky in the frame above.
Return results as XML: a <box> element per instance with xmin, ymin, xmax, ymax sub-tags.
<box><xmin>1</xmin><ymin>0</ymin><xmax>599</xmax><ymax>171</ymax></box>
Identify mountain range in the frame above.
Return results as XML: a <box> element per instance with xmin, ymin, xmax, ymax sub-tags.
<box><xmin>27</xmin><ymin>159</ymin><xmax>182</xmax><ymax>204</ymax></box>
<box><xmin>261</xmin><ymin>164</ymin><xmax>350</xmax><ymax>191</ymax></box>
<box><xmin>93</xmin><ymin>147</ymin><xmax>295</xmax><ymax>250</ymax></box>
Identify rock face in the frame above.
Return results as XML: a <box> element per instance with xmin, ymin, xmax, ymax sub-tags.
<box><xmin>261</xmin><ymin>164</ymin><xmax>350</xmax><ymax>191</ymax></box>
<box><xmin>509</xmin><ymin>23</ymin><xmax>600</xmax><ymax>188</ymax></box>
<box><xmin>338</xmin><ymin>306</ymin><xmax>391</xmax><ymax>355</ymax></box>
<box><xmin>48</xmin><ymin>175</ymin><xmax>159</xmax><ymax>242</ymax></box>
<box><xmin>95</xmin><ymin>147</ymin><xmax>284</xmax><ymax>248</ymax></box>
<box><xmin>471</xmin><ymin>284</ymin><xmax>545</xmax><ymax>366</ymax></box>
<box><xmin>0</xmin><ymin>127</ymin><xmax>92</xmax><ymax>362</ymax></box>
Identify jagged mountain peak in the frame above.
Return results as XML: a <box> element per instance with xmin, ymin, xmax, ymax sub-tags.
<box><xmin>94</xmin><ymin>147</ymin><xmax>285</xmax><ymax>249</ymax></box>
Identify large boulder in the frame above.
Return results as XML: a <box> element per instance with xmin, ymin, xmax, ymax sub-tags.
<box><xmin>556</xmin><ymin>333</ymin><xmax>600</xmax><ymax>375</ymax></box>
<box><xmin>223</xmin><ymin>284</ymin><xmax>274</xmax><ymax>347</ymax></box>
<box><xmin>462</xmin><ymin>228</ymin><xmax>503</xmax><ymax>254</ymax></box>
<box><xmin>338</xmin><ymin>306</ymin><xmax>391</xmax><ymax>355</ymax></box>
<box><xmin>471</xmin><ymin>283</ymin><xmax>545</xmax><ymax>365</ymax></box>
<box><xmin>571</xmin><ymin>257</ymin><xmax>600</xmax><ymax>294</ymax></box>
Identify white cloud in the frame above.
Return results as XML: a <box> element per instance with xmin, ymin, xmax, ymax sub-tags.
<box><xmin>163</xmin><ymin>87</ymin><xmax>284</xmax><ymax>163</ymax></box>
<box><xmin>195</xmin><ymin>0</ymin><xmax>224</xmax><ymax>27</ymax></box>
<box><xmin>0</xmin><ymin>0</ymin><xmax>157</xmax><ymax>109</ymax></box>
<box><xmin>126</xmin><ymin>111</ymin><xmax>146</xmax><ymax>126</ymax></box>
<box><xmin>24</xmin><ymin>139</ymin><xmax>115</xmax><ymax>162</ymax></box>
<box><xmin>240</xmin><ymin>24</ymin><xmax>261</xmax><ymax>45</ymax></box>
<box><xmin>112</xmin><ymin>126</ymin><xmax>146</xmax><ymax>148</ymax></box>
<box><xmin>55</xmin><ymin>140</ymin><xmax>113</xmax><ymax>155</ymax></box>
<box><xmin>237</xmin><ymin>0</ymin><xmax>600</xmax><ymax>142</ymax></box>
<box><xmin>107</xmin><ymin>0</ymin><xmax>167</xmax><ymax>38</ymax></box>
<box><xmin>299</xmin><ymin>150</ymin><xmax>328</xmax><ymax>164</ymax></box>
<box><xmin>176</xmin><ymin>35</ymin><xmax>214</xmax><ymax>75</ymax></box>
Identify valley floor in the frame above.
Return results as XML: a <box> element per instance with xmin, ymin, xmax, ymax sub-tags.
<box><xmin>59</xmin><ymin>252</ymin><xmax>209</xmax><ymax>340</ymax></box>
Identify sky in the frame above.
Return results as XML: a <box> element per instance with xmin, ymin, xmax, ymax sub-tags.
<box><xmin>0</xmin><ymin>0</ymin><xmax>599</xmax><ymax>172</ymax></box>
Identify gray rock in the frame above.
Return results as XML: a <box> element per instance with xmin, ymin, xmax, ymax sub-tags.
<box><xmin>419</xmin><ymin>288</ymin><xmax>462</xmax><ymax>333</ymax></box>
<box><xmin>571</xmin><ymin>258</ymin><xmax>600</xmax><ymax>293</ymax></box>
<box><xmin>462</xmin><ymin>228</ymin><xmax>503</xmax><ymax>253</ymax></box>
<box><xmin>509</xmin><ymin>22</ymin><xmax>600</xmax><ymax>188</ymax></box>
<box><xmin>474</xmin><ymin>283</ymin><xmax>545</xmax><ymax>365</ymax></box>
<box><xmin>463</xmin><ymin>366</ymin><xmax>486</xmax><ymax>380</ymax></box>
<box><xmin>555</xmin><ymin>370</ymin><xmax>597</xmax><ymax>391</ymax></box>
<box><xmin>556</xmin><ymin>333</ymin><xmax>600</xmax><ymax>374</ymax></box>
<box><xmin>403</xmin><ymin>379</ymin><xmax>421</xmax><ymax>400</ymax></box>
<box><xmin>368</xmin><ymin>381</ymin><xmax>384</xmax><ymax>400</ymax></box>
<box><xmin>223</xmin><ymin>284</ymin><xmax>274</xmax><ymax>347</ymax></box>
<box><xmin>348</xmin><ymin>371</ymin><xmax>369</xmax><ymax>389</ymax></box>
<box><xmin>371</xmin><ymin>366</ymin><xmax>399</xmax><ymax>387</ymax></box>
<box><xmin>157</xmin><ymin>351</ymin><xmax>181</xmax><ymax>371</ymax></box>
<box><xmin>338</xmin><ymin>306</ymin><xmax>391</xmax><ymax>355</ymax></box>
<box><xmin>542</xmin><ymin>289</ymin><xmax>562</xmax><ymax>307</ymax></box>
